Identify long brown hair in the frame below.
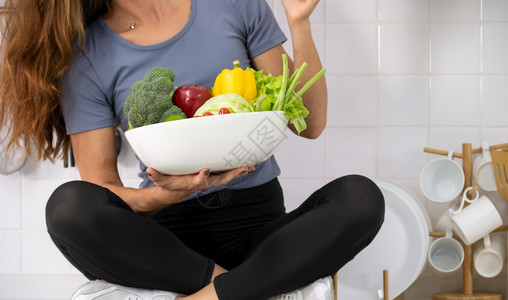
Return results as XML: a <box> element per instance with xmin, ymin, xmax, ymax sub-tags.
<box><xmin>0</xmin><ymin>0</ymin><xmax>110</xmax><ymax>163</ymax></box>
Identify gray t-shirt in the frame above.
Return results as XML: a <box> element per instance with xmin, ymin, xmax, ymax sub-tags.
<box><xmin>60</xmin><ymin>0</ymin><xmax>287</xmax><ymax>196</ymax></box>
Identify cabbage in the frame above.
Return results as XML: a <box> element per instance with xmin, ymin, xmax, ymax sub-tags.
<box><xmin>193</xmin><ymin>93</ymin><xmax>253</xmax><ymax>116</ymax></box>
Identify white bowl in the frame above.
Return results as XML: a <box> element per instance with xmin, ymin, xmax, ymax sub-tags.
<box><xmin>124</xmin><ymin>111</ymin><xmax>288</xmax><ymax>175</ymax></box>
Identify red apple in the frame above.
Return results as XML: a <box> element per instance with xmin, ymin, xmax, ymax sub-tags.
<box><xmin>172</xmin><ymin>84</ymin><xmax>213</xmax><ymax>117</ymax></box>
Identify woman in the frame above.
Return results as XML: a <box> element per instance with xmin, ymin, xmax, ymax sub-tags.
<box><xmin>0</xmin><ymin>0</ymin><xmax>385</xmax><ymax>299</ymax></box>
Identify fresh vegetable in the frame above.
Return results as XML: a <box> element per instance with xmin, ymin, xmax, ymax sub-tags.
<box><xmin>124</xmin><ymin>67</ymin><xmax>186</xmax><ymax>129</ymax></box>
<box><xmin>257</xmin><ymin>95</ymin><xmax>272</xmax><ymax>112</ymax></box>
<box><xmin>172</xmin><ymin>84</ymin><xmax>213</xmax><ymax>118</ymax></box>
<box><xmin>161</xmin><ymin>106</ymin><xmax>188</xmax><ymax>122</ymax></box>
<box><xmin>248</xmin><ymin>54</ymin><xmax>326</xmax><ymax>134</ymax></box>
<box><xmin>212</xmin><ymin>60</ymin><xmax>257</xmax><ymax>101</ymax></box>
<box><xmin>218</xmin><ymin>107</ymin><xmax>230</xmax><ymax>114</ymax></box>
<box><xmin>248</xmin><ymin>70</ymin><xmax>281</xmax><ymax>112</ymax></box>
<box><xmin>194</xmin><ymin>93</ymin><xmax>253</xmax><ymax>116</ymax></box>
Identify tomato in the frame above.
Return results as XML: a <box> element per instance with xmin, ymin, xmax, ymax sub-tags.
<box><xmin>218</xmin><ymin>107</ymin><xmax>230</xmax><ymax>114</ymax></box>
<box><xmin>202</xmin><ymin>112</ymin><xmax>214</xmax><ymax>116</ymax></box>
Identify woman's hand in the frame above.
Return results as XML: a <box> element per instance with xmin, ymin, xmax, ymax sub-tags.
<box><xmin>146</xmin><ymin>165</ymin><xmax>255</xmax><ymax>206</ymax></box>
<box><xmin>281</xmin><ymin>0</ymin><xmax>320</xmax><ymax>24</ymax></box>
<box><xmin>147</xmin><ymin>166</ymin><xmax>255</xmax><ymax>192</ymax></box>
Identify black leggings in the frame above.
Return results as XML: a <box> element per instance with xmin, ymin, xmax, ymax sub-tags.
<box><xmin>46</xmin><ymin>175</ymin><xmax>384</xmax><ymax>300</ymax></box>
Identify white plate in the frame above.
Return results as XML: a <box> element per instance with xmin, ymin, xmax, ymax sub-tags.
<box><xmin>336</xmin><ymin>181</ymin><xmax>430</xmax><ymax>299</ymax></box>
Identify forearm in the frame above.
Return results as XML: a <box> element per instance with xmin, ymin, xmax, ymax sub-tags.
<box><xmin>70</xmin><ymin>127</ymin><xmax>197</xmax><ymax>216</ymax></box>
<box><xmin>288</xmin><ymin>18</ymin><xmax>327</xmax><ymax>139</ymax></box>
<box><xmin>101</xmin><ymin>166</ymin><xmax>254</xmax><ymax>216</ymax></box>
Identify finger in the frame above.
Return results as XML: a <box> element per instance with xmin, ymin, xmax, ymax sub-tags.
<box><xmin>230</xmin><ymin>166</ymin><xmax>255</xmax><ymax>178</ymax></box>
<box><xmin>147</xmin><ymin>167</ymin><xmax>161</xmax><ymax>181</ymax></box>
<box><xmin>213</xmin><ymin>167</ymin><xmax>250</xmax><ymax>185</ymax></box>
<box><xmin>148</xmin><ymin>168</ymin><xmax>181</xmax><ymax>188</ymax></box>
<box><xmin>192</xmin><ymin>168</ymin><xmax>211</xmax><ymax>187</ymax></box>
<box><xmin>200</xmin><ymin>168</ymin><xmax>210</xmax><ymax>177</ymax></box>
<box><xmin>235</xmin><ymin>166</ymin><xmax>255</xmax><ymax>176</ymax></box>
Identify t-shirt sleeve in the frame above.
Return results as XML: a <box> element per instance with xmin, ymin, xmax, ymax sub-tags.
<box><xmin>232</xmin><ymin>0</ymin><xmax>287</xmax><ymax>58</ymax></box>
<box><xmin>60</xmin><ymin>50</ymin><xmax>114</xmax><ymax>135</ymax></box>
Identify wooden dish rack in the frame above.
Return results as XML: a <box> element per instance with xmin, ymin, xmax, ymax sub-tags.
<box><xmin>333</xmin><ymin>142</ymin><xmax>508</xmax><ymax>299</ymax></box>
<box><xmin>424</xmin><ymin>142</ymin><xmax>508</xmax><ymax>300</ymax></box>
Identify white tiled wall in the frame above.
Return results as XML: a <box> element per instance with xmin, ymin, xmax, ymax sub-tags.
<box><xmin>1</xmin><ymin>0</ymin><xmax>508</xmax><ymax>299</ymax></box>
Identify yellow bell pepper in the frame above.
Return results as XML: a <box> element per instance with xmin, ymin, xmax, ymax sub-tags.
<box><xmin>212</xmin><ymin>60</ymin><xmax>257</xmax><ymax>101</ymax></box>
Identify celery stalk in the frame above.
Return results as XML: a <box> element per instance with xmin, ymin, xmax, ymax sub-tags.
<box><xmin>295</xmin><ymin>67</ymin><xmax>326</xmax><ymax>98</ymax></box>
<box><xmin>273</xmin><ymin>54</ymin><xmax>289</xmax><ymax>111</ymax></box>
<box><xmin>284</xmin><ymin>62</ymin><xmax>307</xmax><ymax>104</ymax></box>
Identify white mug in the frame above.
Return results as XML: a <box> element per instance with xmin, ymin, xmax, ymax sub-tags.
<box><xmin>434</xmin><ymin>201</ymin><xmax>459</xmax><ymax>233</ymax></box>
<box><xmin>473</xmin><ymin>234</ymin><xmax>506</xmax><ymax>278</ymax></box>
<box><xmin>420</xmin><ymin>150</ymin><xmax>465</xmax><ymax>203</ymax></box>
<box><xmin>473</xmin><ymin>142</ymin><xmax>496</xmax><ymax>192</ymax></box>
<box><xmin>428</xmin><ymin>229</ymin><xmax>465</xmax><ymax>278</ymax></box>
<box><xmin>449</xmin><ymin>187</ymin><xmax>503</xmax><ymax>246</ymax></box>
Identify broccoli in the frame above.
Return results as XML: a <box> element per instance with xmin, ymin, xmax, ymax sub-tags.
<box><xmin>160</xmin><ymin>106</ymin><xmax>186</xmax><ymax>122</ymax></box>
<box><xmin>123</xmin><ymin>67</ymin><xmax>185</xmax><ymax>129</ymax></box>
